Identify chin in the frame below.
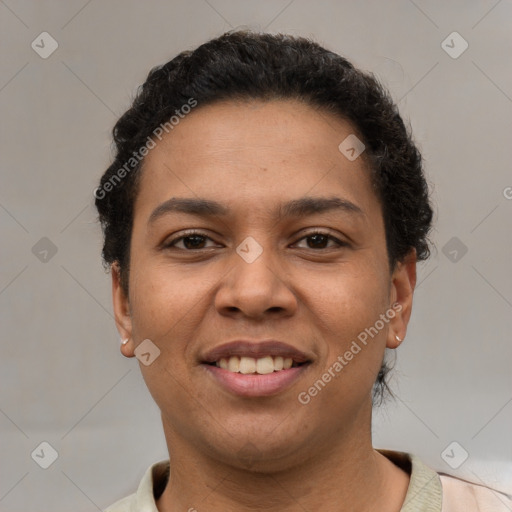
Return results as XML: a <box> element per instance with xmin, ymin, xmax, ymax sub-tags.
<box><xmin>202</xmin><ymin>422</ymin><xmax>312</xmax><ymax>472</ymax></box>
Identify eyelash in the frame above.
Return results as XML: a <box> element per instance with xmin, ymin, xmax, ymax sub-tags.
<box><xmin>163</xmin><ymin>229</ymin><xmax>348</xmax><ymax>251</ymax></box>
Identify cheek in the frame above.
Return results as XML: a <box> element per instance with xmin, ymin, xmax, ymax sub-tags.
<box><xmin>307</xmin><ymin>260</ymin><xmax>390</xmax><ymax>386</ymax></box>
<box><xmin>310</xmin><ymin>259</ymin><xmax>389</xmax><ymax>328</ymax></box>
<box><xmin>128</xmin><ymin>265</ymin><xmax>204</xmax><ymax>411</ymax></box>
<box><xmin>128</xmin><ymin>258</ymin><xmax>212</xmax><ymax>340</ymax></box>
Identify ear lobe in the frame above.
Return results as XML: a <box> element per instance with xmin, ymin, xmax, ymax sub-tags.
<box><xmin>386</xmin><ymin>248</ymin><xmax>417</xmax><ymax>349</ymax></box>
<box><xmin>111</xmin><ymin>262</ymin><xmax>135</xmax><ymax>358</ymax></box>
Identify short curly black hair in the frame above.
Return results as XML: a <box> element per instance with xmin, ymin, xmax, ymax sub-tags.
<box><xmin>95</xmin><ymin>30</ymin><xmax>434</xmax><ymax>405</ymax></box>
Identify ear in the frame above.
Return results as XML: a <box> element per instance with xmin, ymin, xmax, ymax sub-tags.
<box><xmin>386</xmin><ymin>248</ymin><xmax>417</xmax><ymax>349</ymax></box>
<box><xmin>111</xmin><ymin>262</ymin><xmax>135</xmax><ymax>358</ymax></box>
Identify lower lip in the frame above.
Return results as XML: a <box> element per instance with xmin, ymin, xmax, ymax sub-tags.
<box><xmin>203</xmin><ymin>364</ymin><xmax>310</xmax><ymax>397</ymax></box>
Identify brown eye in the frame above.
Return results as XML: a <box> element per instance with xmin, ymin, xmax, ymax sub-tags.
<box><xmin>180</xmin><ymin>235</ymin><xmax>208</xmax><ymax>250</ymax></box>
<box><xmin>164</xmin><ymin>231</ymin><xmax>218</xmax><ymax>250</ymax></box>
<box><xmin>306</xmin><ymin>233</ymin><xmax>329</xmax><ymax>249</ymax></box>
<box><xmin>294</xmin><ymin>231</ymin><xmax>347</xmax><ymax>250</ymax></box>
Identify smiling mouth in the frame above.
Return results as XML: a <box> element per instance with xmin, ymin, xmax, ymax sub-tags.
<box><xmin>205</xmin><ymin>355</ymin><xmax>309</xmax><ymax>375</ymax></box>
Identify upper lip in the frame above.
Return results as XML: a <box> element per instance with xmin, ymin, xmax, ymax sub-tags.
<box><xmin>201</xmin><ymin>340</ymin><xmax>312</xmax><ymax>364</ymax></box>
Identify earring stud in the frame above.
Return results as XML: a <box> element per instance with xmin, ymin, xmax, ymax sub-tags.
<box><xmin>121</xmin><ymin>338</ymin><xmax>129</xmax><ymax>345</ymax></box>
<box><xmin>395</xmin><ymin>335</ymin><xmax>402</xmax><ymax>342</ymax></box>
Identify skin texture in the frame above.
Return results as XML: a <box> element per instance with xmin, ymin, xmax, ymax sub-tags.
<box><xmin>112</xmin><ymin>99</ymin><xmax>417</xmax><ymax>511</ymax></box>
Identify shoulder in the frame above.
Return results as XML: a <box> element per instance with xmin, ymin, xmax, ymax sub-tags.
<box><xmin>103</xmin><ymin>493</ymin><xmax>135</xmax><ymax>512</ymax></box>
<box><xmin>377</xmin><ymin>449</ymin><xmax>512</xmax><ymax>512</ymax></box>
<box><xmin>439</xmin><ymin>473</ymin><xmax>512</xmax><ymax>512</ymax></box>
<box><xmin>103</xmin><ymin>459</ymin><xmax>170</xmax><ymax>511</ymax></box>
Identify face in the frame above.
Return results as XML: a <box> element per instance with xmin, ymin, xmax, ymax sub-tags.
<box><xmin>113</xmin><ymin>99</ymin><xmax>416</xmax><ymax>471</ymax></box>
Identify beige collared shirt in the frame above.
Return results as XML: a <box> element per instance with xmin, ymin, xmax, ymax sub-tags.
<box><xmin>104</xmin><ymin>450</ymin><xmax>512</xmax><ymax>511</ymax></box>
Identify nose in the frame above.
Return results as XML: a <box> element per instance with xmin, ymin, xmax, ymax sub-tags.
<box><xmin>214</xmin><ymin>240</ymin><xmax>298</xmax><ymax>321</ymax></box>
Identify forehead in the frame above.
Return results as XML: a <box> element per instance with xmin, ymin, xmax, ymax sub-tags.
<box><xmin>134</xmin><ymin>99</ymin><xmax>380</xmax><ymax>225</ymax></box>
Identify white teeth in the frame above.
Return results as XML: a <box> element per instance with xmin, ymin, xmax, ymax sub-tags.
<box><xmin>214</xmin><ymin>355</ymin><xmax>301</xmax><ymax>374</ymax></box>
<box><xmin>239</xmin><ymin>356</ymin><xmax>256</xmax><ymax>374</ymax></box>
<box><xmin>256</xmin><ymin>356</ymin><xmax>274</xmax><ymax>374</ymax></box>
<box><xmin>228</xmin><ymin>356</ymin><xmax>240</xmax><ymax>372</ymax></box>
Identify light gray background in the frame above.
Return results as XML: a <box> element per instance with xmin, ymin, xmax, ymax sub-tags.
<box><xmin>1</xmin><ymin>1</ymin><xmax>511</xmax><ymax>510</ymax></box>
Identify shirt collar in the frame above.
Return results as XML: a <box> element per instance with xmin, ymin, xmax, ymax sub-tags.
<box><xmin>377</xmin><ymin>449</ymin><xmax>442</xmax><ymax>511</ymax></box>
<box><xmin>131</xmin><ymin>450</ymin><xmax>442</xmax><ymax>511</ymax></box>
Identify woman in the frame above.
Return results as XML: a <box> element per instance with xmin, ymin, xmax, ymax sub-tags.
<box><xmin>96</xmin><ymin>31</ymin><xmax>510</xmax><ymax>511</ymax></box>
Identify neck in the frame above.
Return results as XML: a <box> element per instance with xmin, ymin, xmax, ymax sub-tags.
<box><xmin>156</xmin><ymin>409</ymin><xmax>409</xmax><ymax>512</ymax></box>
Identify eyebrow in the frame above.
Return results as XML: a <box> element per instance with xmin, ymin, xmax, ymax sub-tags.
<box><xmin>147</xmin><ymin>196</ymin><xmax>365</xmax><ymax>225</ymax></box>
